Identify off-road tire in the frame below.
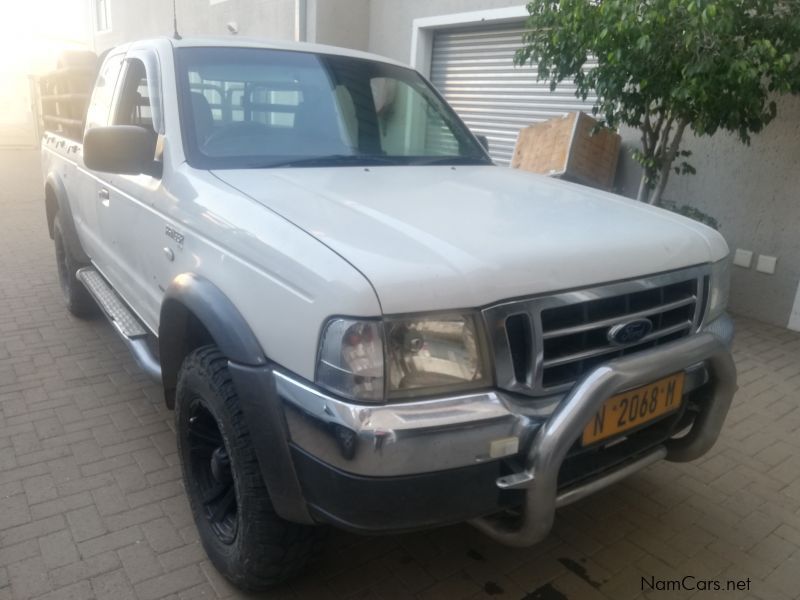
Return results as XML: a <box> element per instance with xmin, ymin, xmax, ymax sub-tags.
<box><xmin>176</xmin><ymin>346</ymin><xmax>320</xmax><ymax>590</ymax></box>
<box><xmin>53</xmin><ymin>213</ymin><xmax>97</xmax><ymax>318</ymax></box>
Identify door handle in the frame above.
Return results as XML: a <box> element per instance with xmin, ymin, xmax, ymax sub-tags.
<box><xmin>98</xmin><ymin>188</ymin><xmax>110</xmax><ymax>207</ymax></box>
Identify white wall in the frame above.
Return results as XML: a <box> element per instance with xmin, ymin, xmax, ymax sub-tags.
<box><xmin>93</xmin><ymin>0</ymin><xmax>297</xmax><ymax>52</ymax></box>
<box><xmin>663</xmin><ymin>96</ymin><xmax>800</xmax><ymax>329</ymax></box>
<box><xmin>93</xmin><ymin>0</ymin><xmax>373</xmax><ymax>53</ymax></box>
<box><xmin>306</xmin><ymin>0</ymin><xmax>370</xmax><ymax>50</ymax></box>
<box><xmin>790</xmin><ymin>284</ymin><xmax>800</xmax><ymax>331</ymax></box>
<box><xmin>367</xmin><ymin>0</ymin><xmax>523</xmax><ymax>63</ymax></box>
<box><xmin>613</xmin><ymin>98</ymin><xmax>800</xmax><ymax>330</ymax></box>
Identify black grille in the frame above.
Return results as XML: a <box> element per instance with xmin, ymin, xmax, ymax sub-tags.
<box><xmin>539</xmin><ymin>279</ymin><xmax>697</xmax><ymax>388</ymax></box>
<box><xmin>505</xmin><ymin>313</ymin><xmax>533</xmax><ymax>384</ymax></box>
<box><xmin>492</xmin><ymin>270</ymin><xmax>707</xmax><ymax>396</ymax></box>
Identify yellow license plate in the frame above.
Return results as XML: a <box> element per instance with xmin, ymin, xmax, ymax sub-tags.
<box><xmin>582</xmin><ymin>372</ymin><xmax>685</xmax><ymax>446</ymax></box>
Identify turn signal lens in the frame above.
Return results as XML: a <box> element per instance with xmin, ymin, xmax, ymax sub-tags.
<box><xmin>707</xmin><ymin>256</ymin><xmax>731</xmax><ymax>323</ymax></box>
<box><xmin>316</xmin><ymin>319</ymin><xmax>384</xmax><ymax>402</ymax></box>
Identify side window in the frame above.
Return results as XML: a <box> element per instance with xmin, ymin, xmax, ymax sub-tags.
<box><xmin>111</xmin><ymin>55</ymin><xmax>164</xmax><ymax>135</ymax></box>
<box><xmin>85</xmin><ymin>54</ymin><xmax>124</xmax><ymax>130</ymax></box>
<box><xmin>113</xmin><ymin>59</ymin><xmax>155</xmax><ymax>132</ymax></box>
<box><xmin>370</xmin><ymin>77</ymin><xmax>459</xmax><ymax>156</ymax></box>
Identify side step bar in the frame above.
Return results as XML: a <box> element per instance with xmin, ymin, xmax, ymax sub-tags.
<box><xmin>77</xmin><ymin>268</ymin><xmax>162</xmax><ymax>382</ymax></box>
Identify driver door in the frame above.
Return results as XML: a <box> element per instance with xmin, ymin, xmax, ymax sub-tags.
<box><xmin>96</xmin><ymin>52</ymin><xmax>171</xmax><ymax>330</ymax></box>
<box><xmin>73</xmin><ymin>52</ymin><xmax>125</xmax><ymax>268</ymax></box>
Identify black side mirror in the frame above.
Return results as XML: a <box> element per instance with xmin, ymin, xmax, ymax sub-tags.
<box><xmin>84</xmin><ymin>126</ymin><xmax>158</xmax><ymax>176</ymax></box>
<box><xmin>476</xmin><ymin>134</ymin><xmax>490</xmax><ymax>152</ymax></box>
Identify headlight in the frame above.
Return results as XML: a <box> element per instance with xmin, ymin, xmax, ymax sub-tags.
<box><xmin>385</xmin><ymin>313</ymin><xmax>490</xmax><ymax>400</ymax></box>
<box><xmin>706</xmin><ymin>256</ymin><xmax>731</xmax><ymax>323</ymax></box>
<box><xmin>315</xmin><ymin>313</ymin><xmax>490</xmax><ymax>402</ymax></box>
<box><xmin>316</xmin><ymin>319</ymin><xmax>384</xmax><ymax>402</ymax></box>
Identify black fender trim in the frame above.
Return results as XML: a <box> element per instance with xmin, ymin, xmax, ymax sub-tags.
<box><xmin>159</xmin><ymin>274</ymin><xmax>311</xmax><ymax>523</ymax></box>
<box><xmin>45</xmin><ymin>172</ymin><xmax>89</xmax><ymax>263</ymax></box>
<box><xmin>228</xmin><ymin>363</ymin><xmax>313</xmax><ymax>524</ymax></box>
<box><xmin>159</xmin><ymin>273</ymin><xmax>266</xmax><ymax>400</ymax></box>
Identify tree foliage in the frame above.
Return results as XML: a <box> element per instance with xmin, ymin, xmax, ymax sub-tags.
<box><xmin>515</xmin><ymin>0</ymin><xmax>800</xmax><ymax>205</ymax></box>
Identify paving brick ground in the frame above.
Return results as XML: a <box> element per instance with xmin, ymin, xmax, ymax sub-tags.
<box><xmin>1</xmin><ymin>149</ymin><xmax>799</xmax><ymax>600</ymax></box>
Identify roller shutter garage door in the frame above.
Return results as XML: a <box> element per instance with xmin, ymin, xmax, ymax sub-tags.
<box><xmin>430</xmin><ymin>23</ymin><xmax>597</xmax><ymax>165</ymax></box>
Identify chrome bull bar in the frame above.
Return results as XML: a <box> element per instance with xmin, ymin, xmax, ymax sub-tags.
<box><xmin>471</xmin><ymin>332</ymin><xmax>737</xmax><ymax>547</ymax></box>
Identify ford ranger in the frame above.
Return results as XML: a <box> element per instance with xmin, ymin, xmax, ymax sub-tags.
<box><xmin>40</xmin><ymin>37</ymin><xmax>737</xmax><ymax>590</ymax></box>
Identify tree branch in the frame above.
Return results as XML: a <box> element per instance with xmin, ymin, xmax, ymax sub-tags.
<box><xmin>637</xmin><ymin>108</ymin><xmax>668</xmax><ymax>203</ymax></box>
<box><xmin>649</xmin><ymin>118</ymin><xmax>688</xmax><ymax>206</ymax></box>
<box><xmin>655</xmin><ymin>115</ymin><xmax>674</xmax><ymax>164</ymax></box>
<box><xmin>641</xmin><ymin>115</ymin><xmax>652</xmax><ymax>155</ymax></box>
<box><xmin>651</xmin><ymin>110</ymin><xmax>665</xmax><ymax>148</ymax></box>
<box><xmin>637</xmin><ymin>112</ymin><xmax>656</xmax><ymax>202</ymax></box>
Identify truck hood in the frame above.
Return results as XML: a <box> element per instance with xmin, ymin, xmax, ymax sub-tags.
<box><xmin>212</xmin><ymin>166</ymin><xmax>728</xmax><ymax>314</ymax></box>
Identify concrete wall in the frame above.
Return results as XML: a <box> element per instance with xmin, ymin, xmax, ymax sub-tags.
<box><xmin>93</xmin><ymin>0</ymin><xmax>374</xmax><ymax>53</ymax></box>
<box><xmin>306</xmin><ymin>0</ymin><xmax>370</xmax><ymax>50</ymax></box>
<box><xmin>366</xmin><ymin>0</ymin><xmax>522</xmax><ymax>63</ymax></box>
<box><xmin>662</xmin><ymin>96</ymin><xmax>800</xmax><ymax>329</ymax></box>
<box><xmin>93</xmin><ymin>0</ymin><xmax>296</xmax><ymax>52</ymax></box>
<box><xmin>599</xmin><ymin>109</ymin><xmax>800</xmax><ymax>331</ymax></box>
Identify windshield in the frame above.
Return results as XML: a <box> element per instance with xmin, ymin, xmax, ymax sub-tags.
<box><xmin>175</xmin><ymin>47</ymin><xmax>491</xmax><ymax>169</ymax></box>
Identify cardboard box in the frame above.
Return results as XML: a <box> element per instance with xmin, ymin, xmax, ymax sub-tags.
<box><xmin>511</xmin><ymin>111</ymin><xmax>621</xmax><ymax>191</ymax></box>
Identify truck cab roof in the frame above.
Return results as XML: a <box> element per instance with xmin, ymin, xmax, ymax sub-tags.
<box><xmin>114</xmin><ymin>36</ymin><xmax>408</xmax><ymax>69</ymax></box>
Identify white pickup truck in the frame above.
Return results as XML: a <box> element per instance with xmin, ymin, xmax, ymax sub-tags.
<box><xmin>40</xmin><ymin>37</ymin><xmax>737</xmax><ymax>590</ymax></box>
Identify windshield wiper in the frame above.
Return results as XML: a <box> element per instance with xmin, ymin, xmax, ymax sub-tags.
<box><xmin>408</xmin><ymin>156</ymin><xmax>491</xmax><ymax>166</ymax></box>
<box><xmin>250</xmin><ymin>154</ymin><xmax>398</xmax><ymax>169</ymax></box>
<box><xmin>247</xmin><ymin>154</ymin><xmax>491</xmax><ymax>168</ymax></box>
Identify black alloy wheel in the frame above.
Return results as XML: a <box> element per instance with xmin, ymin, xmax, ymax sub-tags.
<box><xmin>176</xmin><ymin>346</ymin><xmax>322</xmax><ymax>590</ymax></box>
<box><xmin>186</xmin><ymin>399</ymin><xmax>239</xmax><ymax>544</ymax></box>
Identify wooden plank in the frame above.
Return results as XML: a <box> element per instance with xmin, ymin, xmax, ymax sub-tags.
<box><xmin>511</xmin><ymin>111</ymin><xmax>621</xmax><ymax>191</ymax></box>
<box><xmin>564</xmin><ymin>112</ymin><xmax>621</xmax><ymax>190</ymax></box>
<box><xmin>40</xmin><ymin>93</ymin><xmax>90</xmax><ymax>102</ymax></box>
<box><xmin>41</xmin><ymin>66</ymin><xmax>96</xmax><ymax>79</ymax></box>
<box><xmin>42</xmin><ymin>115</ymin><xmax>83</xmax><ymax>127</ymax></box>
<box><xmin>510</xmin><ymin>112</ymin><xmax>575</xmax><ymax>175</ymax></box>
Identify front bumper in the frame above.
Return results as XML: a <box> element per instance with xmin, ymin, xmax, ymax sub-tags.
<box><xmin>273</xmin><ymin>317</ymin><xmax>737</xmax><ymax>542</ymax></box>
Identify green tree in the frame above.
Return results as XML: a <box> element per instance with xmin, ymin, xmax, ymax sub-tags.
<box><xmin>516</xmin><ymin>0</ymin><xmax>800</xmax><ymax>205</ymax></box>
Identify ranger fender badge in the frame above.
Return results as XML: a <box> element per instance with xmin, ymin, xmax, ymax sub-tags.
<box><xmin>165</xmin><ymin>226</ymin><xmax>184</xmax><ymax>247</ymax></box>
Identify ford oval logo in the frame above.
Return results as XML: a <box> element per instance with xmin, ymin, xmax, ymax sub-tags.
<box><xmin>607</xmin><ymin>318</ymin><xmax>653</xmax><ymax>346</ymax></box>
